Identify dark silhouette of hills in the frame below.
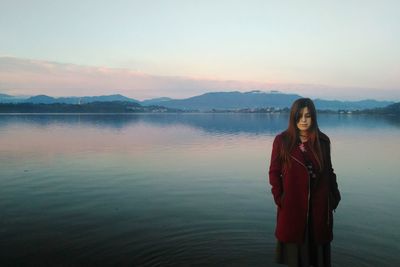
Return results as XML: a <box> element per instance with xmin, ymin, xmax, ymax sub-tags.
<box><xmin>357</xmin><ymin>101</ymin><xmax>400</xmax><ymax>115</ymax></box>
<box><xmin>0</xmin><ymin>101</ymin><xmax>183</xmax><ymax>113</ymax></box>
<box><xmin>314</xmin><ymin>98</ymin><xmax>393</xmax><ymax>111</ymax></box>
<box><xmin>0</xmin><ymin>91</ymin><xmax>395</xmax><ymax>111</ymax></box>
<box><xmin>144</xmin><ymin>91</ymin><xmax>393</xmax><ymax>111</ymax></box>
<box><xmin>27</xmin><ymin>95</ymin><xmax>56</xmax><ymax>104</ymax></box>
<box><xmin>141</xmin><ymin>97</ymin><xmax>173</xmax><ymax>106</ymax></box>
<box><xmin>383</xmin><ymin>102</ymin><xmax>400</xmax><ymax>114</ymax></box>
<box><xmin>148</xmin><ymin>91</ymin><xmax>303</xmax><ymax>111</ymax></box>
<box><xmin>25</xmin><ymin>94</ymin><xmax>139</xmax><ymax>104</ymax></box>
<box><xmin>0</xmin><ymin>93</ymin><xmax>12</xmax><ymax>97</ymax></box>
<box><xmin>0</xmin><ymin>93</ymin><xmax>27</xmax><ymax>103</ymax></box>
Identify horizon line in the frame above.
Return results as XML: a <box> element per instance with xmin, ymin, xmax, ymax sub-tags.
<box><xmin>1</xmin><ymin>90</ymin><xmax>397</xmax><ymax>103</ymax></box>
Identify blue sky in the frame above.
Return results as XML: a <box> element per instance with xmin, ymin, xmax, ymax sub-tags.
<box><xmin>0</xmin><ymin>0</ymin><xmax>399</xmax><ymax>100</ymax></box>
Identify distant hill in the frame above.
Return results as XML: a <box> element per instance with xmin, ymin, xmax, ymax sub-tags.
<box><xmin>0</xmin><ymin>93</ymin><xmax>12</xmax><ymax>97</ymax></box>
<box><xmin>0</xmin><ymin>91</ymin><xmax>395</xmax><ymax>111</ymax></box>
<box><xmin>146</xmin><ymin>91</ymin><xmax>303</xmax><ymax>111</ymax></box>
<box><xmin>0</xmin><ymin>93</ymin><xmax>140</xmax><ymax>104</ymax></box>
<box><xmin>358</xmin><ymin>102</ymin><xmax>400</xmax><ymax>115</ymax></box>
<box><xmin>0</xmin><ymin>93</ymin><xmax>28</xmax><ymax>103</ymax></box>
<box><xmin>141</xmin><ymin>97</ymin><xmax>173</xmax><ymax>106</ymax></box>
<box><xmin>383</xmin><ymin>102</ymin><xmax>400</xmax><ymax>114</ymax></box>
<box><xmin>145</xmin><ymin>90</ymin><xmax>394</xmax><ymax>111</ymax></box>
<box><xmin>24</xmin><ymin>94</ymin><xmax>139</xmax><ymax>104</ymax></box>
<box><xmin>314</xmin><ymin>99</ymin><xmax>393</xmax><ymax>110</ymax></box>
<box><xmin>26</xmin><ymin>95</ymin><xmax>57</xmax><ymax>104</ymax></box>
<box><xmin>0</xmin><ymin>101</ymin><xmax>183</xmax><ymax>113</ymax></box>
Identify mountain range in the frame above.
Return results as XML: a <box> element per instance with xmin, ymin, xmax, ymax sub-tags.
<box><xmin>0</xmin><ymin>93</ymin><xmax>138</xmax><ymax>105</ymax></box>
<box><xmin>0</xmin><ymin>91</ymin><xmax>394</xmax><ymax>111</ymax></box>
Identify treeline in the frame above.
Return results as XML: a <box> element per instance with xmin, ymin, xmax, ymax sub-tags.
<box><xmin>0</xmin><ymin>101</ymin><xmax>183</xmax><ymax>113</ymax></box>
<box><xmin>0</xmin><ymin>101</ymin><xmax>399</xmax><ymax>114</ymax></box>
<box><xmin>352</xmin><ymin>102</ymin><xmax>400</xmax><ymax>115</ymax></box>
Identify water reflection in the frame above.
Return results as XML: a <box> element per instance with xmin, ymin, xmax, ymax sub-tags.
<box><xmin>0</xmin><ymin>114</ymin><xmax>399</xmax><ymax>266</ymax></box>
<box><xmin>1</xmin><ymin>113</ymin><xmax>400</xmax><ymax>134</ymax></box>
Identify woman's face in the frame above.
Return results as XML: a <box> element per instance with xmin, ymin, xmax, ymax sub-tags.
<box><xmin>296</xmin><ymin>107</ymin><xmax>312</xmax><ymax>132</ymax></box>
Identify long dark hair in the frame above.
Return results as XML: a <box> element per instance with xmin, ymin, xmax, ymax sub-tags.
<box><xmin>280</xmin><ymin>98</ymin><xmax>324</xmax><ymax>171</ymax></box>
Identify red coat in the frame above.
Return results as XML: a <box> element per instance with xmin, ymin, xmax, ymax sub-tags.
<box><xmin>269</xmin><ymin>132</ymin><xmax>341</xmax><ymax>244</ymax></box>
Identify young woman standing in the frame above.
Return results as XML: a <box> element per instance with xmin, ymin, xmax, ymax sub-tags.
<box><xmin>269</xmin><ymin>98</ymin><xmax>341</xmax><ymax>267</ymax></box>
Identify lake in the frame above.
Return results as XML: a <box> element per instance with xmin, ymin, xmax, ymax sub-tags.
<box><xmin>0</xmin><ymin>113</ymin><xmax>399</xmax><ymax>266</ymax></box>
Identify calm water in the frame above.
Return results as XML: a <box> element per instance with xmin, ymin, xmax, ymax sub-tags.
<box><xmin>0</xmin><ymin>113</ymin><xmax>399</xmax><ymax>266</ymax></box>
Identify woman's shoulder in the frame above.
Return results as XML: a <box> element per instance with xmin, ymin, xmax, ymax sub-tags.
<box><xmin>274</xmin><ymin>131</ymin><xmax>287</xmax><ymax>141</ymax></box>
<box><xmin>318</xmin><ymin>131</ymin><xmax>331</xmax><ymax>144</ymax></box>
<box><xmin>271</xmin><ymin>131</ymin><xmax>286</xmax><ymax>147</ymax></box>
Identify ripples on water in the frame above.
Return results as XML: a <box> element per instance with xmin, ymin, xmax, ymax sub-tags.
<box><xmin>0</xmin><ymin>114</ymin><xmax>399</xmax><ymax>266</ymax></box>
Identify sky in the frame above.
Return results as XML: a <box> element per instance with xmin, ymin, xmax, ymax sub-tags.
<box><xmin>0</xmin><ymin>0</ymin><xmax>399</xmax><ymax>101</ymax></box>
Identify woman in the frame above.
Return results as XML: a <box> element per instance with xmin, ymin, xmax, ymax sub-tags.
<box><xmin>269</xmin><ymin>98</ymin><xmax>341</xmax><ymax>267</ymax></box>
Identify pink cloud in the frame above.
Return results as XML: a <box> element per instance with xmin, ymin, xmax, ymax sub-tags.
<box><xmin>0</xmin><ymin>57</ymin><xmax>398</xmax><ymax>100</ymax></box>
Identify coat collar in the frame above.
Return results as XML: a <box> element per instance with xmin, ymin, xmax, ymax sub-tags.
<box><xmin>290</xmin><ymin>141</ymin><xmax>320</xmax><ymax>172</ymax></box>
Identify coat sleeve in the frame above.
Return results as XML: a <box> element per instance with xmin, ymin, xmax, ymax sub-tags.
<box><xmin>269</xmin><ymin>135</ymin><xmax>283</xmax><ymax>207</ymax></box>
<box><xmin>326</xmin><ymin>139</ymin><xmax>341</xmax><ymax>211</ymax></box>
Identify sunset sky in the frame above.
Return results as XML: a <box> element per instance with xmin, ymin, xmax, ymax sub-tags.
<box><xmin>1</xmin><ymin>0</ymin><xmax>399</xmax><ymax>100</ymax></box>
